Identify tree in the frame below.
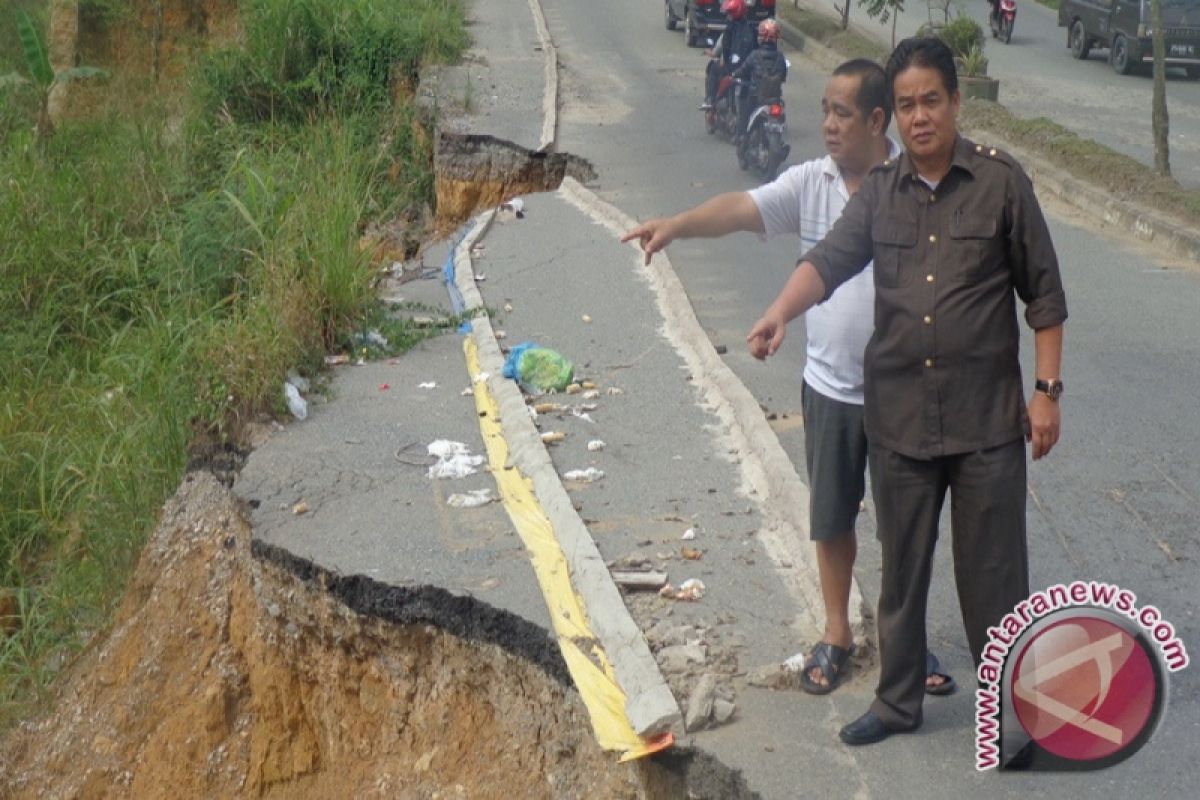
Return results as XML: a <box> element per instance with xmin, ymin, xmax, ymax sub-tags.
<box><xmin>834</xmin><ymin>0</ymin><xmax>852</xmax><ymax>31</ymax></box>
<box><xmin>1150</xmin><ymin>0</ymin><xmax>1170</xmax><ymax>176</ymax></box>
<box><xmin>0</xmin><ymin>10</ymin><xmax>106</xmax><ymax>139</ymax></box>
<box><xmin>859</xmin><ymin>0</ymin><xmax>906</xmax><ymax>47</ymax></box>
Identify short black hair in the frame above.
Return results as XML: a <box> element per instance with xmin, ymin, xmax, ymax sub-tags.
<box><xmin>884</xmin><ymin>37</ymin><xmax>958</xmax><ymax>109</ymax></box>
<box><xmin>833</xmin><ymin>58</ymin><xmax>891</xmax><ymax>130</ymax></box>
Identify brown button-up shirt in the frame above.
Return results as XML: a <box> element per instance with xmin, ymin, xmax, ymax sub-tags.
<box><xmin>803</xmin><ymin>136</ymin><xmax>1068</xmax><ymax>460</ymax></box>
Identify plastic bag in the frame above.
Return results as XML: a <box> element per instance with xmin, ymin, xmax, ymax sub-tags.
<box><xmin>502</xmin><ymin>342</ymin><xmax>575</xmax><ymax>394</ymax></box>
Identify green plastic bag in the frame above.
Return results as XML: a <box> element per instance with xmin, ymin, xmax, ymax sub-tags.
<box><xmin>503</xmin><ymin>342</ymin><xmax>574</xmax><ymax>393</ymax></box>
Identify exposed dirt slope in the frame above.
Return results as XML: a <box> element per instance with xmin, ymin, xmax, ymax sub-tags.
<box><xmin>0</xmin><ymin>472</ymin><xmax>644</xmax><ymax>799</ymax></box>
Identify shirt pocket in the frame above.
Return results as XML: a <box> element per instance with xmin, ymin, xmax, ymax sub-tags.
<box><xmin>948</xmin><ymin>217</ymin><xmax>1000</xmax><ymax>282</ymax></box>
<box><xmin>871</xmin><ymin>219</ymin><xmax>918</xmax><ymax>289</ymax></box>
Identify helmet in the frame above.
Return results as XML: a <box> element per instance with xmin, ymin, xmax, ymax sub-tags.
<box><xmin>720</xmin><ymin>0</ymin><xmax>747</xmax><ymax>21</ymax></box>
<box><xmin>757</xmin><ymin>18</ymin><xmax>780</xmax><ymax>44</ymax></box>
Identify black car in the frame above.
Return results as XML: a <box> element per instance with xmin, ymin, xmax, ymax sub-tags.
<box><xmin>665</xmin><ymin>0</ymin><xmax>776</xmax><ymax>48</ymax></box>
<box><xmin>1059</xmin><ymin>0</ymin><xmax>1200</xmax><ymax>77</ymax></box>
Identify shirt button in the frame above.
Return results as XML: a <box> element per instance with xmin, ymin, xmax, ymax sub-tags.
<box><xmin>924</xmin><ymin>358</ymin><xmax>934</xmax><ymax>368</ymax></box>
<box><xmin>923</xmin><ymin>315</ymin><xmax>932</xmax><ymax>325</ymax></box>
<box><xmin>929</xmin><ymin>234</ymin><xmax>937</xmax><ymax>243</ymax></box>
<box><xmin>926</xmin><ymin>274</ymin><xmax>935</xmax><ymax>283</ymax></box>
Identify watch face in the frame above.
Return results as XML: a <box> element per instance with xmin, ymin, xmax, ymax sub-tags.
<box><xmin>1043</xmin><ymin>380</ymin><xmax>1063</xmax><ymax>399</ymax></box>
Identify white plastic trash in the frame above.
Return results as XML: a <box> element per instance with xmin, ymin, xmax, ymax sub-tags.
<box><xmin>447</xmin><ymin>489</ymin><xmax>495</xmax><ymax>508</ymax></box>
<box><xmin>563</xmin><ymin>467</ymin><xmax>605</xmax><ymax>482</ymax></box>
<box><xmin>283</xmin><ymin>382</ymin><xmax>307</xmax><ymax>421</ymax></box>
<box><xmin>427</xmin><ymin>440</ymin><xmax>485</xmax><ymax>479</ymax></box>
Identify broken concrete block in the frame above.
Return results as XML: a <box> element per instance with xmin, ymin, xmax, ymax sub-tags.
<box><xmin>712</xmin><ymin>699</ymin><xmax>736</xmax><ymax>725</ymax></box>
<box><xmin>685</xmin><ymin>673</ymin><xmax>717</xmax><ymax>732</ymax></box>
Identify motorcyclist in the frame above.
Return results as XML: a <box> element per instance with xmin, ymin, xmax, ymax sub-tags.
<box><xmin>701</xmin><ymin>0</ymin><xmax>758</xmax><ymax>110</ymax></box>
<box><xmin>988</xmin><ymin>0</ymin><xmax>1002</xmax><ymax>27</ymax></box>
<box><xmin>732</xmin><ymin>18</ymin><xmax>787</xmax><ymax>148</ymax></box>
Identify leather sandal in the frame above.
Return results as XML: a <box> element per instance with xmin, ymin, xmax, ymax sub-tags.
<box><xmin>800</xmin><ymin>641</ymin><xmax>855</xmax><ymax>695</ymax></box>
<box><xmin>926</xmin><ymin>651</ymin><xmax>958</xmax><ymax>696</ymax></box>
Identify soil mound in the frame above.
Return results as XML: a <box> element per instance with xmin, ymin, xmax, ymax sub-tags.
<box><xmin>0</xmin><ymin>472</ymin><xmax>643</xmax><ymax>799</ymax></box>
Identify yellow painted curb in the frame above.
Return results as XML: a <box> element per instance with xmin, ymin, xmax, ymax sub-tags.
<box><xmin>464</xmin><ymin>337</ymin><xmax>671</xmax><ymax>762</ymax></box>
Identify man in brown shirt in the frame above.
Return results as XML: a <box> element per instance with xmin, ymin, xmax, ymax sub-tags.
<box><xmin>747</xmin><ymin>37</ymin><xmax>1067</xmax><ymax>746</ymax></box>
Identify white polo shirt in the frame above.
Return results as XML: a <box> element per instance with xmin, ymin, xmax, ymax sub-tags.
<box><xmin>747</xmin><ymin>138</ymin><xmax>901</xmax><ymax>406</ymax></box>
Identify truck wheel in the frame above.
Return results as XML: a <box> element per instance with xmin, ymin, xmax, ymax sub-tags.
<box><xmin>1070</xmin><ymin>20</ymin><xmax>1090</xmax><ymax>60</ymax></box>
<box><xmin>1111</xmin><ymin>35</ymin><xmax>1134</xmax><ymax>75</ymax></box>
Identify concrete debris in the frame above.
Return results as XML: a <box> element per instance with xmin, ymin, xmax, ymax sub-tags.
<box><xmin>562</xmin><ymin>467</ymin><xmax>605</xmax><ymax>482</ymax></box>
<box><xmin>447</xmin><ymin>489</ymin><xmax>496</xmax><ymax>508</ymax></box>
<box><xmin>647</xmin><ymin>622</ymin><xmax>697</xmax><ymax>648</ymax></box>
<box><xmin>611</xmin><ymin>569</ymin><xmax>668</xmax><ymax>590</ymax></box>
<box><xmin>659</xmin><ymin>643</ymin><xmax>707</xmax><ymax>673</ymax></box>
<box><xmin>684</xmin><ymin>673</ymin><xmax>717</xmax><ymax>732</ymax></box>
<box><xmin>712</xmin><ymin>699</ymin><xmax>737</xmax><ymax>725</ymax></box>
<box><xmin>427</xmin><ymin>440</ymin><xmax>486</xmax><ymax>479</ymax></box>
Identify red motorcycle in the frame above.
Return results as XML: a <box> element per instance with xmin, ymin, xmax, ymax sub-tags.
<box><xmin>989</xmin><ymin>0</ymin><xmax>1016</xmax><ymax>44</ymax></box>
<box><xmin>705</xmin><ymin>74</ymin><xmax>739</xmax><ymax>140</ymax></box>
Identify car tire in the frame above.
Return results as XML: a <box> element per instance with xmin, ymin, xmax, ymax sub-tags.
<box><xmin>684</xmin><ymin>8</ymin><xmax>700</xmax><ymax>47</ymax></box>
<box><xmin>1070</xmin><ymin>20</ymin><xmax>1090</xmax><ymax>60</ymax></box>
<box><xmin>665</xmin><ymin>1</ymin><xmax>678</xmax><ymax>31</ymax></box>
<box><xmin>1111</xmin><ymin>35</ymin><xmax>1134</xmax><ymax>75</ymax></box>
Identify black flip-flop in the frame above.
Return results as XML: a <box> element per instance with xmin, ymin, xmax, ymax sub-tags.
<box><xmin>926</xmin><ymin>651</ymin><xmax>958</xmax><ymax>696</ymax></box>
<box><xmin>800</xmin><ymin>642</ymin><xmax>855</xmax><ymax>695</ymax></box>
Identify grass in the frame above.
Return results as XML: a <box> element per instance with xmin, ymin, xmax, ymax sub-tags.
<box><xmin>778</xmin><ymin>5</ymin><xmax>889</xmax><ymax>62</ymax></box>
<box><xmin>0</xmin><ymin>0</ymin><xmax>466</xmax><ymax>726</ymax></box>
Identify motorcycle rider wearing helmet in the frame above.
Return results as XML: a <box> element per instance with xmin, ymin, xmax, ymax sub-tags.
<box><xmin>732</xmin><ymin>19</ymin><xmax>788</xmax><ymax>152</ymax></box>
<box><xmin>702</xmin><ymin>0</ymin><xmax>758</xmax><ymax>110</ymax></box>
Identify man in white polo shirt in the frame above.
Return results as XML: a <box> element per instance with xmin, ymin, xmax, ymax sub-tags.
<box><xmin>623</xmin><ymin>59</ymin><xmax>954</xmax><ymax>696</ymax></box>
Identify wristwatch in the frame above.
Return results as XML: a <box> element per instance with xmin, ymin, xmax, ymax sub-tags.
<box><xmin>1035</xmin><ymin>378</ymin><xmax>1064</xmax><ymax>401</ymax></box>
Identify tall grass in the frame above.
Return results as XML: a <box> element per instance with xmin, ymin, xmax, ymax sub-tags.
<box><xmin>0</xmin><ymin>0</ymin><xmax>465</xmax><ymax>723</ymax></box>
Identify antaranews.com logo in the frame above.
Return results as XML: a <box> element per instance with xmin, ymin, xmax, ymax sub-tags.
<box><xmin>975</xmin><ymin>581</ymin><xmax>1189</xmax><ymax>771</ymax></box>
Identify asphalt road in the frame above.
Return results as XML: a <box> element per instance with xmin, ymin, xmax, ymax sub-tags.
<box><xmin>794</xmin><ymin>0</ymin><xmax>1200</xmax><ymax>188</ymax></box>
<box><xmin>546</xmin><ymin>0</ymin><xmax>1200</xmax><ymax>794</ymax></box>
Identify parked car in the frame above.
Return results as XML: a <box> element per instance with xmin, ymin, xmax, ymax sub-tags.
<box><xmin>1058</xmin><ymin>0</ymin><xmax>1200</xmax><ymax>78</ymax></box>
<box><xmin>665</xmin><ymin>0</ymin><xmax>776</xmax><ymax>48</ymax></box>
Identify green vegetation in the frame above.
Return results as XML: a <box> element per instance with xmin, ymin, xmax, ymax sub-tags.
<box><xmin>960</xmin><ymin>100</ymin><xmax>1200</xmax><ymax>226</ymax></box>
<box><xmin>0</xmin><ymin>0</ymin><xmax>465</xmax><ymax>725</ymax></box>
<box><xmin>777</xmin><ymin>5</ymin><xmax>888</xmax><ymax>62</ymax></box>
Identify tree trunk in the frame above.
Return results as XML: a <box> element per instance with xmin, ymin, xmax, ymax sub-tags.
<box><xmin>46</xmin><ymin>0</ymin><xmax>80</xmax><ymax>125</ymax></box>
<box><xmin>836</xmin><ymin>1</ymin><xmax>852</xmax><ymax>30</ymax></box>
<box><xmin>1151</xmin><ymin>0</ymin><xmax>1171</xmax><ymax>177</ymax></box>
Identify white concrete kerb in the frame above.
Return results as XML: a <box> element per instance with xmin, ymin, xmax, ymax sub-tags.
<box><xmin>526</xmin><ymin>0</ymin><xmax>558</xmax><ymax>152</ymax></box>
<box><xmin>452</xmin><ymin>212</ymin><xmax>683</xmax><ymax>738</ymax></box>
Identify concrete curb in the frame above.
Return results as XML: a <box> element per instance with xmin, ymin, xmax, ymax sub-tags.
<box><xmin>556</xmin><ymin>177</ymin><xmax>870</xmax><ymax>649</ymax></box>
<box><xmin>777</xmin><ymin>11</ymin><xmax>1200</xmax><ymax>264</ymax></box>
<box><xmin>452</xmin><ymin>212</ymin><xmax>684</xmax><ymax>738</ymax></box>
<box><xmin>527</xmin><ymin>0</ymin><xmax>558</xmax><ymax>152</ymax></box>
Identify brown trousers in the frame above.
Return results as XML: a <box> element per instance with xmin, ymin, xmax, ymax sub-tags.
<box><xmin>868</xmin><ymin>439</ymin><xmax>1030</xmax><ymax>729</ymax></box>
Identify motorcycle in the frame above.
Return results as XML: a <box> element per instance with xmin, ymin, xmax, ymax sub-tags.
<box><xmin>989</xmin><ymin>0</ymin><xmax>1016</xmax><ymax>44</ymax></box>
<box><xmin>705</xmin><ymin>74</ymin><xmax>739</xmax><ymax>140</ymax></box>
<box><xmin>738</xmin><ymin>92</ymin><xmax>789</xmax><ymax>180</ymax></box>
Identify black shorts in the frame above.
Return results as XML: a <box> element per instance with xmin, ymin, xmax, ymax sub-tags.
<box><xmin>801</xmin><ymin>380</ymin><xmax>868</xmax><ymax>541</ymax></box>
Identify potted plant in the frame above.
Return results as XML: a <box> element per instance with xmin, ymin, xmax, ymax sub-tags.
<box><xmin>957</xmin><ymin>44</ymin><xmax>999</xmax><ymax>101</ymax></box>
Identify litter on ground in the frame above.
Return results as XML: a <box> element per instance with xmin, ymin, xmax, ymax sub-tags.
<box><xmin>562</xmin><ymin>467</ymin><xmax>605</xmax><ymax>483</ymax></box>
<box><xmin>447</xmin><ymin>489</ymin><xmax>496</xmax><ymax>508</ymax></box>
<box><xmin>427</xmin><ymin>440</ymin><xmax>486</xmax><ymax>479</ymax></box>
